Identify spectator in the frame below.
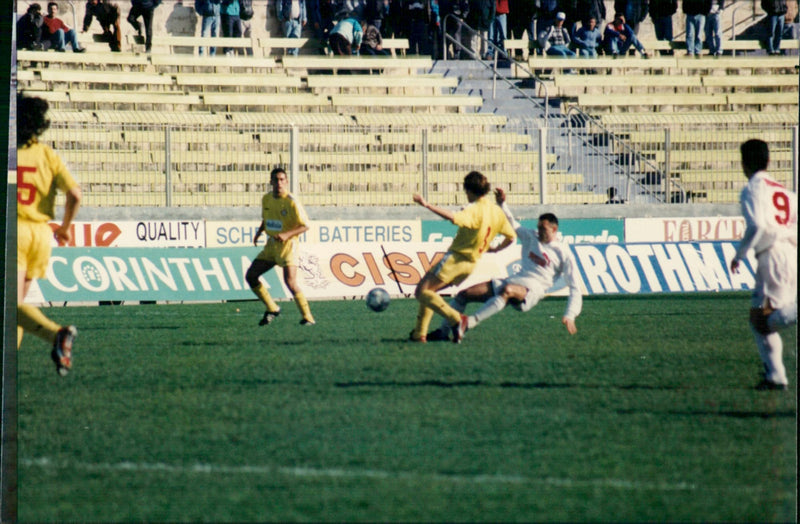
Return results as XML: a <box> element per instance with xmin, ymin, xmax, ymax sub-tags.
<box><xmin>648</xmin><ymin>0</ymin><xmax>676</xmax><ymax>49</ymax></box>
<box><xmin>561</xmin><ymin>0</ymin><xmax>579</xmax><ymax>35</ymax></box>
<box><xmin>328</xmin><ymin>15</ymin><xmax>363</xmax><ymax>54</ymax></box>
<box><xmin>487</xmin><ymin>0</ymin><xmax>508</xmax><ymax>58</ymax></box>
<box><xmin>220</xmin><ymin>0</ymin><xmax>242</xmax><ymax>55</ymax></box>
<box><xmin>441</xmin><ymin>0</ymin><xmax>470</xmax><ymax>58</ymax></box>
<box><xmin>508</xmin><ymin>0</ymin><xmax>535</xmax><ymax>43</ymax></box>
<box><xmin>306</xmin><ymin>0</ymin><xmax>325</xmax><ymax>50</ymax></box>
<box><xmin>43</xmin><ymin>2</ymin><xmax>86</xmax><ymax>52</ymax></box>
<box><xmin>17</xmin><ymin>3</ymin><xmax>46</xmax><ymax>50</ymax></box>
<box><xmin>538</xmin><ymin>11</ymin><xmax>575</xmax><ymax>56</ymax></box>
<box><xmin>467</xmin><ymin>0</ymin><xmax>495</xmax><ymax>59</ymax></box>
<box><xmin>127</xmin><ymin>0</ymin><xmax>161</xmax><ymax>52</ymax></box>
<box><xmin>277</xmin><ymin>0</ymin><xmax>308</xmax><ymax>56</ymax></box>
<box><xmin>346</xmin><ymin>0</ymin><xmax>368</xmax><ymax>19</ymax></box>
<box><xmin>573</xmin><ymin>16</ymin><xmax>602</xmax><ymax>56</ymax></box>
<box><xmin>682</xmin><ymin>0</ymin><xmax>710</xmax><ymax>57</ymax></box>
<box><xmin>317</xmin><ymin>0</ymin><xmax>336</xmax><ymax>44</ymax></box>
<box><xmin>239</xmin><ymin>0</ymin><xmax>254</xmax><ymax>55</ymax></box>
<box><xmin>705</xmin><ymin>0</ymin><xmax>724</xmax><ymax>56</ymax></box>
<box><xmin>762</xmin><ymin>0</ymin><xmax>788</xmax><ymax>54</ymax></box>
<box><xmin>195</xmin><ymin>0</ymin><xmax>221</xmax><ymax>55</ymax></box>
<box><xmin>360</xmin><ymin>19</ymin><xmax>390</xmax><ymax>53</ymax></box>
<box><xmin>614</xmin><ymin>0</ymin><xmax>648</xmax><ymax>33</ymax></box>
<box><xmin>533</xmin><ymin>0</ymin><xmax>558</xmax><ymax>36</ymax></box>
<box><xmin>605</xmin><ymin>186</ymin><xmax>624</xmax><ymax>203</ymax></box>
<box><xmin>365</xmin><ymin>0</ymin><xmax>390</xmax><ymax>30</ymax></box>
<box><xmin>403</xmin><ymin>0</ymin><xmax>433</xmax><ymax>55</ymax></box>
<box><xmin>82</xmin><ymin>0</ymin><xmax>121</xmax><ymax>52</ymax></box>
<box><xmin>430</xmin><ymin>0</ymin><xmax>442</xmax><ymax>58</ymax></box>
<box><xmin>603</xmin><ymin>12</ymin><xmax>649</xmax><ymax>56</ymax></box>
<box><xmin>576</xmin><ymin>0</ymin><xmax>606</xmax><ymax>27</ymax></box>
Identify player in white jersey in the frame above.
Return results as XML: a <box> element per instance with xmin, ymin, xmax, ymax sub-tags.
<box><xmin>730</xmin><ymin>139</ymin><xmax>797</xmax><ymax>391</ymax></box>
<box><xmin>429</xmin><ymin>189</ymin><xmax>582</xmax><ymax>341</ymax></box>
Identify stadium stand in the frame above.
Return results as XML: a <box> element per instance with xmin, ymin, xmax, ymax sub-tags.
<box><xmin>16</xmin><ymin>21</ymin><xmax>799</xmax><ymax>207</ymax></box>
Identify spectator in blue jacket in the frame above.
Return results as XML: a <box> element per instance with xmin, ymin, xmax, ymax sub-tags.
<box><xmin>573</xmin><ymin>16</ymin><xmax>602</xmax><ymax>56</ymax></box>
<box><xmin>278</xmin><ymin>0</ymin><xmax>308</xmax><ymax>55</ymax></box>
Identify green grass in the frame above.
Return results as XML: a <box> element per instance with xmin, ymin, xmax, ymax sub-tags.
<box><xmin>16</xmin><ymin>292</ymin><xmax>797</xmax><ymax>522</ymax></box>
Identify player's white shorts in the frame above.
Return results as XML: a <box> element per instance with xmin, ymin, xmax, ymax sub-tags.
<box><xmin>751</xmin><ymin>241</ymin><xmax>797</xmax><ymax>310</ymax></box>
<box><xmin>490</xmin><ymin>276</ymin><xmax>546</xmax><ymax>313</ymax></box>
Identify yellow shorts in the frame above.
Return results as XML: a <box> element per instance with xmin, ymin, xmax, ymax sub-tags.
<box><xmin>255</xmin><ymin>238</ymin><xmax>298</xmax><ymax>267</ymax></box>
<box><xmin>18</xmin><ymin>220</ymin><xmax>53</xmax><ymax>280</ymax></box>
<box><xmin>428</xmin><ymin>252</ymin><xmax>476</xmax><ymax>287</ymax></box>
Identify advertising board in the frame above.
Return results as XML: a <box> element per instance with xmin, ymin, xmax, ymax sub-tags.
<box><xmin>31</xmin><ymin>241</ymin><xmax>755</xmax><ymax>304</ymax></box>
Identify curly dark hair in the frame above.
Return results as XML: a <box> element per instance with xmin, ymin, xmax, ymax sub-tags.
<box><xmin>17</xmin><ymin>93</ymin><xmax>51</xmax><ymax>146</ymax></box>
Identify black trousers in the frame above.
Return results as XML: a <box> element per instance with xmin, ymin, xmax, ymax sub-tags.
<box><xmin>127</xmin><ymin>5</ymin><xmax>154</xmax><ymax>50</ymax></box>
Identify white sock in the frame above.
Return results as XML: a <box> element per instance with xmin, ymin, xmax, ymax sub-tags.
<box><xmin>469</xmin><ymin>295</ymin><xmax>507</xmax><ymax>329</ymax></box>
<box><xmin>768</xmin><ymin>303</ymin><xmax>797</xmax><ymax>331</ymax></box>
<box><xmin>752</xmin><ymin>326</ymin><xmax>788</xmax><ymax>385</ymax></box>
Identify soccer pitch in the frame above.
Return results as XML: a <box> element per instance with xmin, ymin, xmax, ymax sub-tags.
<box><xmin>16</xmin><ymin>292</ymin><xmax>797</xmax><ymax>522</ymax></box>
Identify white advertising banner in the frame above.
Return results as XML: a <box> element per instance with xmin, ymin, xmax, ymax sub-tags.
<box><xmin>626</xmin><ymin>216</ymin><xmax>746</xmax><ymax>243</ymax></box>
<box><xmin>46</xmin><ymin>220</ymin><xmax>206</xmax><ymax>248</ymax></box>
<box><xmin>294</xmin><ymin>242</ymin><xmax>531</xmax><ymax>299</ymax></box>
<box><xmin>206</xmin><ymin>220</ymin><xmax>421</xmax><ymax>247</ymax></box>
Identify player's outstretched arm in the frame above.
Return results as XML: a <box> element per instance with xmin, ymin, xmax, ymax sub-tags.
<box><xmin>413</xmin><ymin>193</ymin><xmax>456</xmax><ymax>223</ymax></box>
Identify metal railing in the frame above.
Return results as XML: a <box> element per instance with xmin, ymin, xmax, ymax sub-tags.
<box><xmin>46</xmin><ymin>121</ymin><xmax>581</xmax><ymax>207</ymax></box>
<box><xmin>43</xmin><ymin>118</ymin><xmax>798</xmax><ymax>208</ymax></box>
<box><xmin>440</xmin><ymin>14</ymin><xmax>550</xmax><ymax>122</ymax></box>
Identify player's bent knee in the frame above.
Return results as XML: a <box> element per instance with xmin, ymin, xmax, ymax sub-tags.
<box><xmin>749</xmin><ymin>308</ymin><xmax>774</xmax><ymax>335</ymax></box>
<box><xmin>501</xmin><ymin>283</ymin><xmax>527</xmax><ymax>301</ymax></box>
<box><xmin>245</xmin><ymin>267</ymin><xmax>262</xmax><ymax>288</ymax></box>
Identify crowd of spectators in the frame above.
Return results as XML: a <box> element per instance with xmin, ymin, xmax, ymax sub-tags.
<box><xmin>16</xmin><ymin>0</ymin><xmax>798</xmax><ymax>57</ymax></box>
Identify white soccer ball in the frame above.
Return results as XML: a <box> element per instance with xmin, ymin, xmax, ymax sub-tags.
<box><xmin>366</xmin><ymin>287</ymin><xmax>390</xmax><ymax>312</ymax></box>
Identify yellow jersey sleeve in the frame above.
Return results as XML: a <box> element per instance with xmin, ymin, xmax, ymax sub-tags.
<box><xmin>17</xmin><ymin>142</ymin><xmax>79</xmax><ymax>223</ymax></box>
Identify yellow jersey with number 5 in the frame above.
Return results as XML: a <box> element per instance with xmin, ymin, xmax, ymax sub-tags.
<box><xmin>17</xmin><ymin>140</ymin><xmax>79</xmax><ymax>223</ymax></box>
<box><xmin>449</xmin><ymin>195</ymin><xmax>516</xmax><ymax>262</ymax></box>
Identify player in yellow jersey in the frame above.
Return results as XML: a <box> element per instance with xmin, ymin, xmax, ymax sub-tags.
<box><xmin>245</xmin><ymin>167</ymin><xmax>315</xmax><ymax>326</ymax></box>
<box><xmin>16</xmin><ymin>94</ymin><xmax>82</xmax><ymax>376</ymax></box>
<box><xmin>409</xmin><ymin>171</ymin><xmax>516</xmax><ymax>343</ymax></box>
